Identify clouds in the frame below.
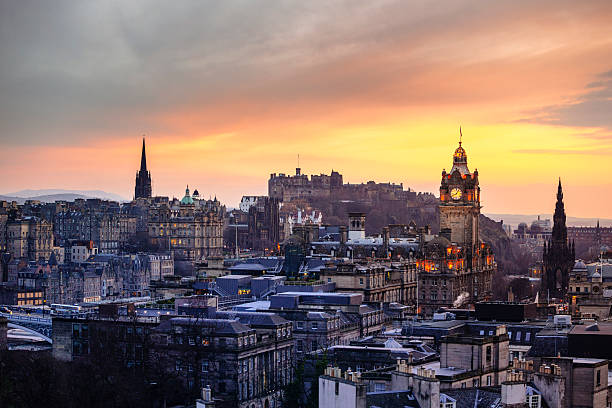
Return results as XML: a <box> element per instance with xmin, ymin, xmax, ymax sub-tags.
<box><xmin>0</xmin><ymin>1</ymin><xmax>611</xmax><ymax>216</ymax></box>
<box><xmin>520</xmin><ymin>69</ymin><xmax>612</xmax><ymax>135</ymax></box>
<box><xmin>2</xmin><ymin>0</ymin><xmax>612</xmax><ymax>146</ymax></box>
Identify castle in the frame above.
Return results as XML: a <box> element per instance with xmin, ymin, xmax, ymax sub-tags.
<box><xmin>268</xmin><ymin>168</ymin><xmax>416</xmax><ymax>203</ymax></box>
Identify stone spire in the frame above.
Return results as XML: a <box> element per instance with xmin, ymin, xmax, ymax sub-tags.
<box><xmin>140</xmin><ymin>137</ymin><xmax>147</xmax><ymax>172</ymax></box>
<box><xmin>551</xmin><ymin>178</ymin><xmax>567</xmax><ymax>245</ymax></box>
<box><xmin>135</xmin><ymin>137</ymin><xmax>152</xmax><ymax>199</ymax></box>
<box><xmin>542</xmin><ymin>178</ymin><xmax>574</xmax><ymax>300</ymax></box>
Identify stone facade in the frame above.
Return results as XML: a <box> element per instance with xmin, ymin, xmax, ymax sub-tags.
<box><xmin>52</xmin><ymin>311</ymin><xmax>294</xmax><ymax>408</ymax></box>
<box><xmin>6</xmin><ymin>216</ymin><xmax>53</xmax><ymax>261</ymax></box>
<box><xmin>148</xmin><ymin>194</ymin><xmax>224</xmax><ymax>262</ymax></box>
<box><xmin>320</xmin><ymin>261</ymin><xmax>416</xmax><ymax>304</ymax></box>
<box><xmin>542</xmin><ymin>180</ymin><xmax>575</xmax><ymax>300</ymax></box>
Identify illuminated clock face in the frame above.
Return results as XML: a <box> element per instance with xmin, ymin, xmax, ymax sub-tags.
<box><xmin>450</xmin><ymin>187</ymin><xmax>462</xmax><ymax>200</ymax></box>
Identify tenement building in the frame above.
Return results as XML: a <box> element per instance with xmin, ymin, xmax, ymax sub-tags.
<box><xmin>52</xmin><ymin>307</ymin><xmax>294</xmax><ymax>408</ymax></box>
<box><xmin>320</xmin><ymin>261</ymin><xmax>416</xmax><ymax>304</ymax></box>
<box><xmin>6</xmin><ymin>216</ymin><xmax>53</xmax><ymax>261</ymax></box>
<box><xmin>542</xmin><ymin>179</ymin><xmax>575</xmax><ymax>300</ymax></box>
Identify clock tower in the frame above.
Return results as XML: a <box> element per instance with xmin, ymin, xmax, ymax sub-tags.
<box><xmin>439</xmin><ymin>131</ymin><xmax>481</xmax><ymax>267</ymax></box>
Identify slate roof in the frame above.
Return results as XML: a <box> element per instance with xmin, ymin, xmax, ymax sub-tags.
<box><xmin>215</xmin><ymin>311</ymin><xmax>288</xmax><ymax>327</ymax></box>
<box><xmin>366</xmin><ymin>390</ymin><xmax>419</xmax><ymax>408</ymax></box>
<box><xmin>168</xmin><ymin>317</ymin><xmax>252</xmax><ymax>334</ymax></box>
<box><xmin>441</xmin><ymin>388</ymin><xmax>502</xmax><ymax>408</ymax></box>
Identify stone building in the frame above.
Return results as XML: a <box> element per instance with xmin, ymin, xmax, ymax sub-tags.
<box><xmin>320</xmin><ymin>261</ymin><xmax>416</xmax><ymax>304</ymax></box>
<box><xmin>148</xmin><ymin>189</ymin><xmax>224</xmax><ymax>262</ymax></box>
<box><xmin>267</xmin><ymin>291</ymin><xmax>387</xmax><ymax>356</ymax></box>
<box><xmin>247</xmin><ymin>196</ymin><xmax>280</xmax><ymax>253</ymax></box>
<box><xmin>268</xmin><ymin>167</ymin><xmax>419</xmax><ymax>205</ymax></box>
<box><xmin>52</xmin><ymin>308</ymin><xmax>294</xmax><ymax>408</ymax></box>
<box><xmin>438</xmin><ymin>325</ymin><xmax>510</xmax><ymax>388</ymax></box>
<box><xmin>542</xmin><ymin>179</ymin><xmax>575</xmax><ymax>300</ymax></box>
<box><xmin>568</xmin><ymin>260</ymin><xmax>612</xmax><ymax>320</ymax></box>
<box><xmin>417</xmin><ymin>237</ymin><xmax>495</xmax><ymax>317</ymax></box>
<box><xmin>415</xmin><ymin>136</ymin><xmax>495</xmax><ymax>316</ymax></box>
<box><xmin>532</xmin><ymin>356</ymin><xmax>609</xmax><ymax>408</ymax></box>
<box><xmin>54</xmin><ymin>208</ymin><xmax>137</xmax><ymax>254</ymax></box>
<box><xmin>0</xmin><ymin>209</ymin><xmax>8</xmax><ymax>253</ymax></box>
<box><xmin>6</xmin><ymin>216</ymin><xmax>53</xmax><ymax>261</ymax></box>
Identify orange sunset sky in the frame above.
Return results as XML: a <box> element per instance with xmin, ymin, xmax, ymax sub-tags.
<box><xmin>1</xmin><ymin>1</ymin><xmax>611</xmax><ymax>218</ymax></box>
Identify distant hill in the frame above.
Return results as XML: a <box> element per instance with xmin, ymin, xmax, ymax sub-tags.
<box><xmin>486</xmin><ymin>213</ymin><xmax>612</xmax><ymax>229</ymax></box>
<box><xmin>0</xmin><ymin>189</ymin><xmax>127</xmax><ymax>204</ymax></box>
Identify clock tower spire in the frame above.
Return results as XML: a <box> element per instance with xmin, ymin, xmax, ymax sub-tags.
<box><xmin>439</xmin><ymin>130</ymin><xmax>481</xmax><ymax>266</ymax></box>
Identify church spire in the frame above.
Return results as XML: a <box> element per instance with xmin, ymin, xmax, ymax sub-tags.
<box><xmin>135</xmin><ymin>137</ymin><xmax>152</xmax><ymax>199</ymax></box>
<box><xmin>140</xmin><ymin>137</ymin><xmax>147</xmax><ymax>172</ymax></box>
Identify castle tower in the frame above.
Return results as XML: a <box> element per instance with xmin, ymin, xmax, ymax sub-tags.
<box><xmin>542</xmin><ymin>179</ymin><xmax>575</xmax><ymax>300</ymax></box>
<box><xmin>134</xmin><ymin>138</ymin><xmax>152</xmax><ymax>199</ymax></box>
<box><xmin>439</xmin><ymin>130</ymin><xmax>481</xmax><ymax>267</ymax></box>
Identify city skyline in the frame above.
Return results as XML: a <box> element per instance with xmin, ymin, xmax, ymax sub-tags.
<box><xmin>1</xmin><ymin>1</ymin><xmax>611</xmax><ymax>218</ymax></box>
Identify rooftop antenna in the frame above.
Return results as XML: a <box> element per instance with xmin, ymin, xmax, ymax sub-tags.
<box><xmin>459</xmin><ymin>126</ymin><xmax>462</xmax><ymax>146</ymax></box>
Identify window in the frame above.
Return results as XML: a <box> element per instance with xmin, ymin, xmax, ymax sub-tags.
<box><xmin>375</xmin><ymin>383</ymin><xmax>386</xmax><ymax>392</ymax></box>
<box><xmin>312</xmin><ymin>322</ymin><xmax>318</xmax><ymax>330</ymax></box>
<box><xmin>296</xmin><ymin>321</ymin><xmax>304</xmax><ymax>329</ymax></box>
<box><xmin>297</xmin><ymin>340</ymin><xmax>303</xmax><ymax>352</ymax></box>
<box><xmin>328</xmin><ymin>278</ymin><xmax>332</xmax><ymax>282</ymax></box>
<box><xmin>525</xmin><ymin>332</ymin><xmax>531</xmax><ymax>342</ymax></box>
<box><xmin>487</xmin><ymin>375</ymin><xmax>491</xmax><ymax>386</ymax></box>
<box><xmin>516</xmin><ymin>331</ymin><xmax>521</xmax><ymax>341</ymax></box>
<box><xmin>486</xmin><ymin>346</ymin><xmax>492</xmax><ymax>363</ymax></box>
<box><xmin>335</xmin><ymin>381</ymin><xmax>339</xmax><ymax>395</ymax></box>
<box><xmin>526</xmin><ymin>395</ymin><xmax>541</xmax><ymax>408</ymax></box>
<box><xmin>359</xmin><ymin>278</ymin><xmax>364</xmax><ymax>285</ymax></box>
<box><xmin>597</xmin><ymin>369</ymin><xmax>601</xmax><ymax>386</ymax></box>
<box><xmin>201</xmin><ymin>361</ymin><xmax>209</xmax><ymax>372</ymax></box>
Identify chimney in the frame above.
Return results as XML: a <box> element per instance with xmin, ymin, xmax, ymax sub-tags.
<box><xmin>501</xmin><ymin>380</ymin><xmax>527</xmax><ymax>407</ymax></box>
<box><xmin>196</xmin><ymin>385</ymin><xmax>215</xmax><ymax>408</ymax></box>
<box><xmin>383</xmin><ymin>227</ymin><xmax>390</xmax><ymax>256</ymax></box>
<box><xmin>339</xmin><ymin>226</ymin><xmax>348</xmax><ymax>245</ymax></box>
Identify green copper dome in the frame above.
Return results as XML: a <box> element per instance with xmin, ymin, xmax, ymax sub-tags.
<box><xmin>181</xmin><ymin>185</ymin><xmax>194</xmax><ymax>205</ymax></box>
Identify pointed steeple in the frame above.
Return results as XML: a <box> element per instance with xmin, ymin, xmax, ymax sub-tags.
<box><xmin>140</xmin><ymin>137</ymin><xmax>147</xmax><ymax>172</ymax></box>
<box><xmin>135</xmin><ymin>137</ymin><xmax>152</xmax><ymax>199</ymax></box>
<box><xmin>552</xmin><ymin>178</ymin><xmax>567</xmax><ymax>244</ymax></box>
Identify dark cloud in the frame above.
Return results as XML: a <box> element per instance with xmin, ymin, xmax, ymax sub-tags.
<box><xmin>520</xmin><ymin>71</ymin><xmax>612</xmax><ymax>131</ymax></box>
<box><xmin>1</xmin><ymin>0</ymin><xmax>612</xmax><ymax>146</ymax></box>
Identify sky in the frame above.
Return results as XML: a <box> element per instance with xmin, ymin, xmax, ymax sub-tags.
<box><xmin>1</xmin><ymin>0</ymin><xmax>611</xmax><ymax>218</ymax></box>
